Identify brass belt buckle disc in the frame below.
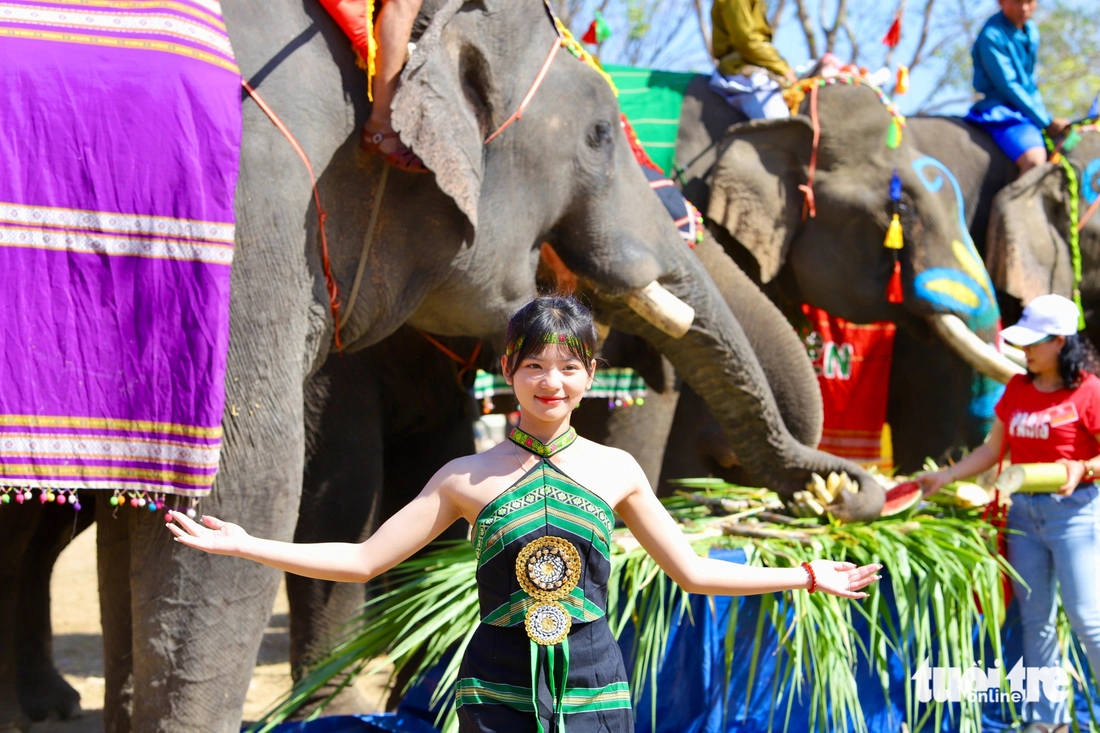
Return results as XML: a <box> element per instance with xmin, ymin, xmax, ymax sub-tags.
<box><xmin>516</xmin><ymin>535</ymin><xmax>581</xmax><ymax>646</ymax></box>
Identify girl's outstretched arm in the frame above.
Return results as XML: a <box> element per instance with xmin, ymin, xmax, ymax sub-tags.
<box><xmin>166</xmin><ymin>466</ymin><xmax>463</xmax><ymax>584</ymax></box>
<box><xmin>614</xmin><ymin>459</ymin><xmax>881</xmax><ymax>598</ymax></box>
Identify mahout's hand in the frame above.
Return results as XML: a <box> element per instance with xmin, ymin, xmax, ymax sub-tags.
<box><xmin>1047</xmin><ymin>118</ymin><xmax>1071</xmax><ymax>137</ymax></box>
<box><xmin>166</xmin><ymin>510</ymin><xmax>250</xmax><ymax>555</ymax></box>
<box><xmin>808</xmin><ymin>560</ymin><xmax>882</xmax><ymax>599</ymax></box>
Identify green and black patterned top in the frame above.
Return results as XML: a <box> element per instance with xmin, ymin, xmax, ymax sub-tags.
<box><xmin>455</xmin><ymin>426</ymin><xmax>633</xmax><ymax>732</ymax></box>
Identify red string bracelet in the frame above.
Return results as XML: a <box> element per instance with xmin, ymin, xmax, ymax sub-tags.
<box><xmin>801</xmin><ymin>561</ymin><xmax>817</xmax><ymax>593</ymax></box>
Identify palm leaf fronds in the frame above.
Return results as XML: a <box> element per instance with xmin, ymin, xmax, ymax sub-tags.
<box><xmin>248</xmin><ymin>481</ymin><xmax>1094</xmax><ymax>733</ymax></box>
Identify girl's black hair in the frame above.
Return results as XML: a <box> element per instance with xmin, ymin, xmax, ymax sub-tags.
<box><xmin>503</xmin><ymin>296</ymin><xmax>597</xmax><ymax>376</ymax></box>
<box><xmin>1027</xmin><ymin>333</ymin><xmax>1088</xmax><ymax>389</ymax></box>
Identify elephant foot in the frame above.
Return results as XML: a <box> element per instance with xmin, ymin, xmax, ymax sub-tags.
<box><xmin>15</xmin><ymin>664</ymin><xmax>81</xmax><ymax>722</ymax></box>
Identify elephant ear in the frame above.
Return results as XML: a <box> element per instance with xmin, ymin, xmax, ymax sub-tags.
<box><xmin>391</xmin><ymin>0</ymin><xmax>487</xmax><ymax>230</ymax></box>
<box><xmin>986</xmin><ymin>162</ymin><xmax>1075</xmax><ymax>304</ymax></box>
<box><xmin>706</xmin><ymin>117</ymin><xmax>813</xmax><ymax>283</ymax></box>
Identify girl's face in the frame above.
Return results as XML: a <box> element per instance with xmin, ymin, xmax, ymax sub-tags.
<box><xmin>1021</xmin><ymin>334</ymin><xmax>1064</xmax><ymax>376</ymax></box>
<box><xmin>503</xmin><ymin>345</ymin><xmax>594</xmax><ymax>423</ymax></box>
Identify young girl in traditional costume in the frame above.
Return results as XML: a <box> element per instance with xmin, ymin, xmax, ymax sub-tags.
<box><xmin>918</xmin><ymin>295</ymin><xmax>1100</xmax><ymax>733</ymax></box>
<box><xmin>167</xmin><ymin>295</ymin><xmax>882</xmax><ymax>732</ymax></box>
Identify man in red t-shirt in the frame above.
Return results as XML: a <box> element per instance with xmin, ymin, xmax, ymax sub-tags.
<box><xmin>918</xmin><ymin>294</ymin><xmax>1100</xmax><ymax>731</ymax></box>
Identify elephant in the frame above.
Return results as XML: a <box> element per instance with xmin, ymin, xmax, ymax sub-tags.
<box><xmin>985</xmin><ymin>128</ymin><xmax>1100</xmax><ymax>345</ymax></box>
<box><xmin>669</xmin><ymin>77</ymin><xmax>1029</xmax><ymax>474</ymax></box>
<box><xmin>0</xmin><ymin>0</ymin><xmax>886</xmax><ymax>730</ymax></box>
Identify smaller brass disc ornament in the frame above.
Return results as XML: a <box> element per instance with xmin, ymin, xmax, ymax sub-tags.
<box><xmin>524</xmin><ymin>601</ymin><xmax>572</xmax><ymax>646</ymax></box>
<box><xmin>516</xmin><ymin>535</ymin><xmax>582</xmax><ymax>600</ymax></box>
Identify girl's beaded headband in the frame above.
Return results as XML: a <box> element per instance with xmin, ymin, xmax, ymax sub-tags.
<box><xmin>505</xmin><ymin>332</ymin><xmax>593</xmax><ymax>359</ymax></box>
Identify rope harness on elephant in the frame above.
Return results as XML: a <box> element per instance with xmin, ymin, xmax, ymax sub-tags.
<box><xmin>242</xmin><ymin>79</ymin><xmax>344</xmax><ymax>349</ymax></box>
<box><xmin>786</xmin><ymin>74</ymin><xmax>907</xmax><ymax>224</ymax></box>
<box><xmin>1045</xmin><ymin>117</ymin><xmax>1099</xmax><ymax>330</ymax></box>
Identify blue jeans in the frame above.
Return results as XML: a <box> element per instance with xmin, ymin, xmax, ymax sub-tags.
<box><xmin>1007</xmin><ymin>482</ymin><xmax>1100</xmax><ymax>723</ymax></box>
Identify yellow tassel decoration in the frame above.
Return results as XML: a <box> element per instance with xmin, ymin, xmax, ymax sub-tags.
<box><xmin>365</xmin><ymin>0</ymin><xmax>376</xmax><ymax>101</ymax></box>
<box><xmin>884</xmin><ymin>213</ymin><xmax>904</xmax><ymax>249</ymax></box>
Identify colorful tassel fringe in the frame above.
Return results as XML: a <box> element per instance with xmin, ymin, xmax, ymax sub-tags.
<box><xmin>884</xmin><ymin>214</ymin><xmax>904</xmax><ymax>250</ymax></box>
<box><xmin>887</xmin><ymin>260</ymin><xmax>904</xmax><ymax>303</ymax></box>
<box><xmin>882</xmin><ymin>16</ymin><xmax>901</xmax><ymax>48</ymax></box>
<box><xmin>581</xmin><ymin>11</ymin><xmax>611</xmax><ymax>45</ymax></box>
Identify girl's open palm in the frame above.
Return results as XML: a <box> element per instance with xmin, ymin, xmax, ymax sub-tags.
<box><xmin>167</xmin><ymin>511</ymin><xmax>250</xmax><ymax>556</ymax></box>
<box><xmin>810</xmin><ymin>560</ymin><xmax>881</xmax><ymax>599</ymax></box>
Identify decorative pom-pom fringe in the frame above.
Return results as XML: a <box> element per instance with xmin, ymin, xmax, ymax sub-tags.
<box><xmin>887</xmin><ymin>259</ymin><xmax>904</xmax><ymax>304</ymax></box>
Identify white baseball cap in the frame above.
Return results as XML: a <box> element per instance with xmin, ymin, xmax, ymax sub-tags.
<box><xmin>1000</xmin><ymin>294</ymin><xmax>1080</xmax><ymax>346</ymax></box>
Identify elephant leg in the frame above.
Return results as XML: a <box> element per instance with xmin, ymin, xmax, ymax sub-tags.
<box><xmin>119</xmin><ymin>389</ymin><xmax>303</xmax><ymax>732</ymax></box>
<box><xmin>288</xmin><ymin>371</ymin><xmax>384</xmax><ymax>716</ymax></box>
<box><xmin>15</xmin><ymin>498</ymin><xmax>95</xmax><ymax>722</ymax></box>
<box><xmin>97</xmin><ymin>493</ymin><xmax>133</xmax><ymax>733</ymax></box>
<box><xmin>0</xmin><ymin>503</ymin><xmax>41</xmax><ymax>733</ymax></box>
<box><xmin>380</xmin><ymin>411</ymin><xmax>475</xmax><ymax>712</ymax></box>
<box><xmin>887</xmin><ymin>328</ymin><xmax>973</xmax><ymax>472</ymax></box>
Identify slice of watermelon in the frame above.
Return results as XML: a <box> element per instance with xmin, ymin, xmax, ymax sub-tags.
<box><xmin>880</xmin><ymin>481</ymin><xmax>922</xmax><ymax>517</ymax></box>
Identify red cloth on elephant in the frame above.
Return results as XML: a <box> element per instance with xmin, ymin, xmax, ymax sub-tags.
<box><xmin>994</xmin><ymin>373</ymin><xmax>1100</xmax><ymax>464</ymax></box>
<box><xmin>319</xmin><ymin>0</ymin><xmax>376</xmax><ymax>97</ymax></box>
<box><xmin>803</xmin><ymin>304</ymin><xmax>896</xmax><ymax>469</ymax></box>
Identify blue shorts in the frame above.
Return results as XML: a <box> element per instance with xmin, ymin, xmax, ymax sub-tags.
<box><xmin>965</xmin><ymin>105</ymin><xmax>1046</xmax><ymax>162</ymax></box>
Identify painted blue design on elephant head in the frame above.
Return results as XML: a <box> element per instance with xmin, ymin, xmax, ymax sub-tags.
<box><xmin>1083</xmin><ymin>158</ymin><xmax>1100</xmax><ymax>205</ymax></box>
<box><xmin>910</xmin><ymin>156</ymin><xmax>1004</xmax><ymax>424</ymax></box>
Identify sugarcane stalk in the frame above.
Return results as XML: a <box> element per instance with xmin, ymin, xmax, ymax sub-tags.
<box><xmin>720</xmin><ymin>521</ymin><xmax>817</xmax><ymax>545</ymax></box>
<box><xmin>996</xmin><ymin>463</ymin><xmax>1068</xmax><ymax>493</ymax></box>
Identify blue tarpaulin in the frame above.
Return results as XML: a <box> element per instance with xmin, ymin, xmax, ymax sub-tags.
<box><xmin>262</xmin><ymin>549</ymin><xmax>1100</xmax><ymax>732</ymax></box>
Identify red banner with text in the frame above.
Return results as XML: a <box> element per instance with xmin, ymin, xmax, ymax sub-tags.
<box><xmin>802</xmin><ymin>304</ymin><xmax>896</xmax><ymax>470</ymax></box>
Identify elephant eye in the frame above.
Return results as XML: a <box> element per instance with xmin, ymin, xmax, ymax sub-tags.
<box><xmin>587</xmin><ymin>120</ymin><xmax>613</xmax><ymax>149</ymax></box>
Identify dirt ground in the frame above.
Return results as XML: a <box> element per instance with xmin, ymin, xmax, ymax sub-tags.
<box><xmin>33</xmin><ymin>524</ymin><xmax>392</xmax><ymax>732</ymax></box>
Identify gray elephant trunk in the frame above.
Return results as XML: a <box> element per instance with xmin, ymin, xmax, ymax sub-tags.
<box><xmin>592</xmin><ymin>274</ymin><xmax>885</xmax><ymax>523</ymax></box>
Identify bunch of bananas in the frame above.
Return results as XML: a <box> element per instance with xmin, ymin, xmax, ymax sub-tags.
<box><xmin>788</xmin><ymin>471</ymin><xmax>858</xmax><ymax>517</ymax></box>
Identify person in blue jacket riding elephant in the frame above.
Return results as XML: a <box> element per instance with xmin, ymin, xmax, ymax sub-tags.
<box><xmin>965</xmin><ymin>0</ymin><xmax>1069</xmax><ymax>174</ymax></box>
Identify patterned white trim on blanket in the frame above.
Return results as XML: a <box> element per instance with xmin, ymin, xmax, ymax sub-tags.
<box><xmin>0</xmin><ymin>433</ymin><xmax>221</xmax><ymax>469</ymax></box>
<box><xmin>0</xmin><ymin>202</ymin><xmax>235</xmax><ymax>243</ymax></box>
<box><xmin>10</xmin><ymin>0</ymin><xmax>226</xmax><ymax>29</ymax></box>
<box><xmin>0</xmin><ymin>3</ymin><xmax>234</xmax><ymax>55</ymax></box>
<box><xmin>0</xmin><ymin>224</ymin><xmax>234</xmax><ymax>264</ymax></box>
<box><xmin>0</xmin><ymin>26</ymin><xmax>239</xmax><ymax>73</ymax></box>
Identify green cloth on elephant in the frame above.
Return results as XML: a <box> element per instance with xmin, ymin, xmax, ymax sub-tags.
<box><xmin>711</xmin><ymin>0</ymin><xmax>791</xmax><ymax>79</ymax></box>
<box><xmin>604</xmin><ymin>65</ymin><xmax>695</xmax><ymax>174</ymax></box>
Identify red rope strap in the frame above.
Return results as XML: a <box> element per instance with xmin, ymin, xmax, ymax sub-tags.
<box><xmin>484</xmin><ymin>36</ymin><xmax>562</xmax><ymax>145</ymax></box>
<box><xmin>241</xmin><ymin>80</ymin><xmax>344</xmax><ymax>350</ymax></box>
<box><xmin>798</xmin><ymin>82</ymin><xmax>820</xmax><ymax>222</ymax></box>
<box><xmin>414</xmin><ymin>329</ymin><xmax>484</xmax><ymax>385</ymax></box>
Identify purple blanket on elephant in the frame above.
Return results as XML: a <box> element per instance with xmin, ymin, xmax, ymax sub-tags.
<box><xmin>0</xmin><ymin>0</ymin><xmax>241</xmax><ymax>500</ymax></box>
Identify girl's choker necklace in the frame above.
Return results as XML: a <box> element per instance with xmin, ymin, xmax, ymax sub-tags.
<box><xmin>508</xmin><ymin>426</ymin><xmax>577</xmax><ymax>457</ymax></box>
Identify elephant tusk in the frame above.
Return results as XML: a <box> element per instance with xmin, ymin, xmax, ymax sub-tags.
<box><xmin>928</xmin><ymin>314</ymin><xmax>1026</xmax><ymax>384</ymax></box>
<box><xmin>1001</xmin><ymin>343</ymin><xmax>1027</xmax><ymax>368</ymax></box>
<box><xmin>624</xmin><ymin>281</ymin><xmax>695</xmax><ymax>339</ymax></box>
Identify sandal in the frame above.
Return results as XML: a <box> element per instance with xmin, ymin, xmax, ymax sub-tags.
<box><xmin>361</xmin><ymin>124</ymin><xmax>428</xmax><ymax>173</ymax></box>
